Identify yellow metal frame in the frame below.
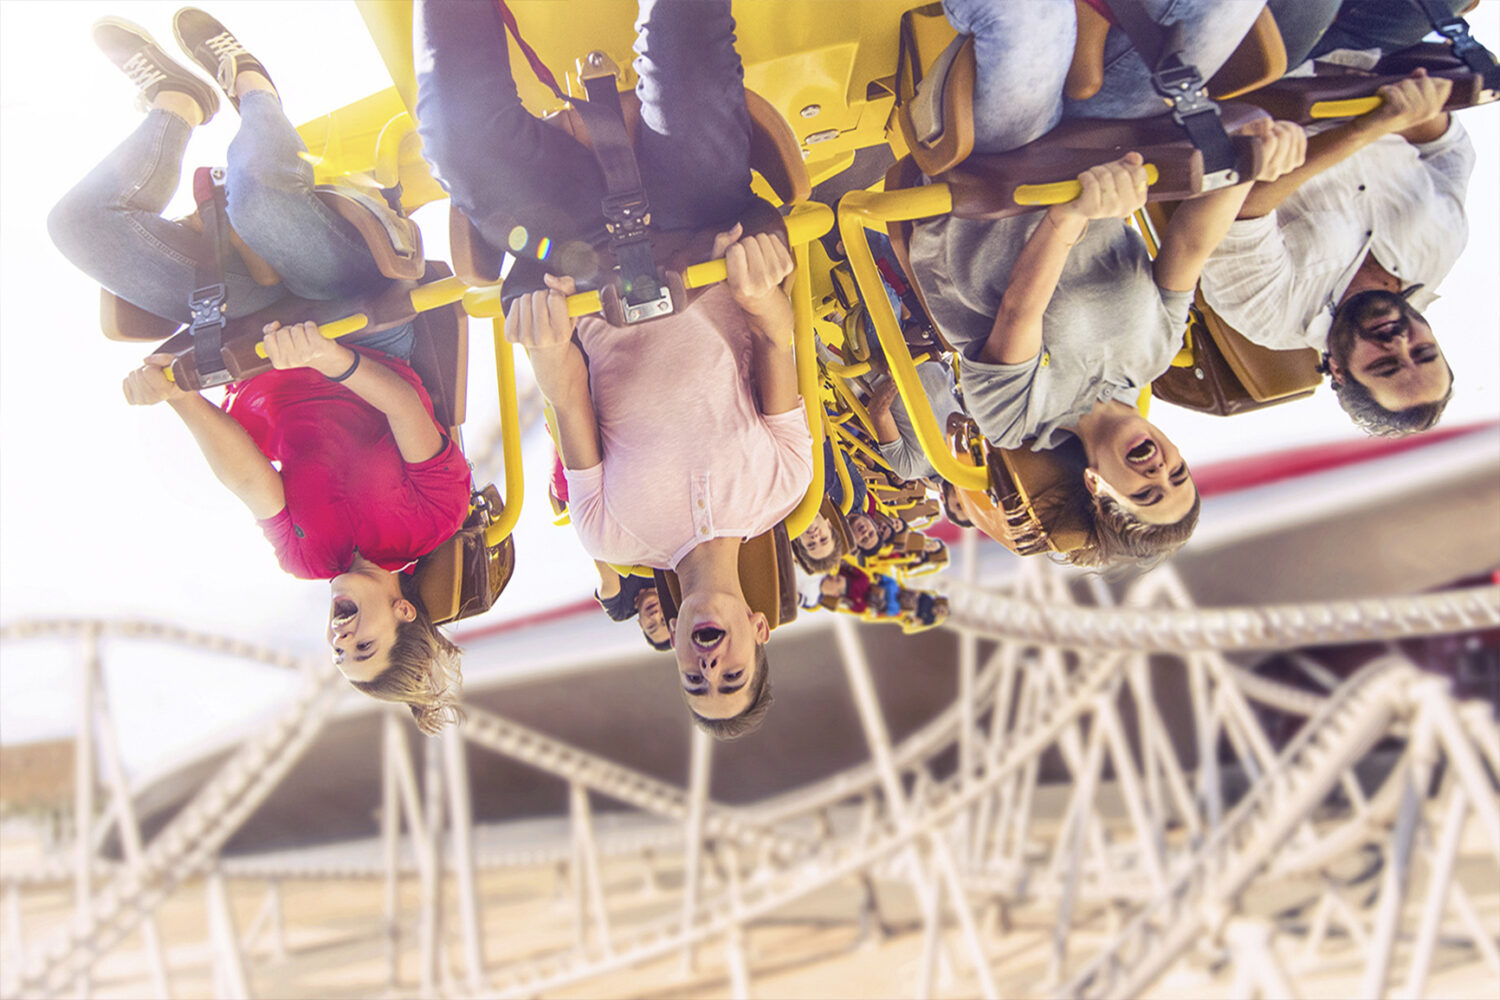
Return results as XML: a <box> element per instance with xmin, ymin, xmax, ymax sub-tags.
<box><xmin>837</xmin><ymin>184</ymin><xmax>988</xmax><ymax>492</ymax></box>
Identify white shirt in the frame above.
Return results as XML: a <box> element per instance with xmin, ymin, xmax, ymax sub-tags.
<box><xmin>1199</xmin><ymin>117</ymin><xmax>1475</xmax><ymax>353</ymax></box>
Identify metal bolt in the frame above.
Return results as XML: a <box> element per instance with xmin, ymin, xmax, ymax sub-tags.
<box><xmin>800</xmin><ymin>104</ymin><xmax>821</xmax><ymax>118</ymax></box>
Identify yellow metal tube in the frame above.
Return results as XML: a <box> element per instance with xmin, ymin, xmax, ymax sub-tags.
<box><xmin>409</xmin><ymin>274</ymin><xmax>468</xmax><ymax>313</ymax></box>
<box><xmin>830</xmin><ymin>375</ymin><xmax>875</xmax><ymax>439</ymax></box>
<box><xmin>485</xmin><ymin>317</ymin><xmax>524</xmax><ymax>545</ymax></box>
<box><xmin>782</xmin><ymin>239</ymin><xmax>826</xmax><ymax>539</ymax></box>
<box><xmin>825</xmin><ymin>359</ymin><xmax>872</xmax><ymax>379</ymax></box>
<box><xmin>1311</xmin><ymin>96</ymin><xmax>1381</xmax><ymax>119</ymax></box>
<box><xmin>251</xmin><ymin>313</ymin><xmax>370</xmax><ymax>359</ymax></box>
<box><xmin>374</xmin><ymin>112</ymin><xmax>414</xmax><ymax>189</ymax></box>
<box><xmin>1014</xmin><ymin>163</ymin><xmax>1159</xmax><ymax>206</ymax></box>
<box><xmin>838</xmin><ymin>187</ymin><xmax>988</xmax><ymax>492</ymax></box>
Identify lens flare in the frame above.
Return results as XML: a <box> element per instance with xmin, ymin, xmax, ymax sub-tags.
<box><xmin>507</xmin><ymin>226</ymin><xmax>529</xmax><ymax>253</ymax></box>
<box><xmin>535</xmin><ymin>237</ymin><xmax>552</xmax><ymax>260</ymax></box>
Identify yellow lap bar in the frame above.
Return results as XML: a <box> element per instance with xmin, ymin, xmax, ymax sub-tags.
<box><xmin>1014</xmin><ymin>163</ymin><xmax>1160</xmax><ymax>206</ymax></box>
<box><xmin>253</xmin><ymin>313</ymin><xmax>370</xmax><ymax>359</ymax></box>
<box><xmin>484</xmin><ymin>317</ymin><xmax>524</xmax><ymax>546</ymax></box>
<box><xmin>1311</xmin><ymin>96</ymin><xmax>1381</xmax><ymax>118</ymax></box>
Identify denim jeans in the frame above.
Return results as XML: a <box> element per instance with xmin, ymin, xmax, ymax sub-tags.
<box><xmin>414</xmin><ymin>0</ymin><xmax>754</xmax><ymax>290</ymax></box>
<box><xmin>1306</xmin><ymin>0</ymin><xmax>1471</xmax><ymax>60</ymax></box>
<box><xmin>941</xmin><ymin>0</ymin><xmax>1267</xmax><ymax>154</ymax></box>
<box><xmin>48</xmin><ymin>91</ymin><xmax>413</xmax><ymax>359</ymax></box>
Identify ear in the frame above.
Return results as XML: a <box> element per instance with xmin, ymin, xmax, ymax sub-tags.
<box><xmin>394</xmin><ymin>599</ymin><xmax>418</xmax><ymax>623</ymax></box>
<box><xmin>750</xmin><ymin>610</ymin><xmax>771</xmax><ymax>644</ymax></box>
<box><xmin>1324</xmin><ymin>355</ymin><xmax>1346</xmax><ymax>388</ymax></box>
<box><xmin>1082</xmin><ymin>467</ymin><xmax>1103</xmax><ymax>498</ymax></box>
<box><xmin>667</xmin><ymin>617</ymin><xmax>678</xmax><ymax>648</ymax></box>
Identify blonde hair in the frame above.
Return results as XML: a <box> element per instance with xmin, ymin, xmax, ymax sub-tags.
<box><xmin>348</xmin><ymin>578</ymin><xmax>465</xmax><ymax>735</ymax></box>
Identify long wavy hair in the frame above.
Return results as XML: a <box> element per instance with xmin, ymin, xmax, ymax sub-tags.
<box><xmin>347</xmin><ymin>574</ymin><xmax>465</xmax><ymax>735</ymax></box>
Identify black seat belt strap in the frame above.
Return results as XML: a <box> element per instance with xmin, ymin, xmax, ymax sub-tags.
<box><xmin>1105</xmin><ymin>5</ymin><xmax>1240</xmax><ymax>189</ymax></box>
<box><xmin>1407</xmin><ymin>0</ymin><xmax>1500</xmax><ymax>91</ymax></box>
<box><xmin>493</xmin><ymin>0</ymin><xmax>674</xmax><ymax>323</ymax></box>
<box><xmin>189</xmin><ymin>165</ymin><xmax>233</xmax><ymax>388</ymax></box>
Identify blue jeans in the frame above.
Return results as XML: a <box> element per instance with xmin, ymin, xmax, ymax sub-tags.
<box><xmin>1307</xmin><ymin>0</ymin><xmax>1471</xmax><ymax>60</ymax></box>
<box><xmin>48</xmin><ymin>91</ymin><xmax>413</xmax><ymax>359</ymax></box>
<box><xmin>414</xmin><ymin>0</ymin><xmax>754</xmax><ymax>290</ymax></box>
<box><xmin>942</xmin><ymin>0</ymin><xmax>1267</xmax><ymax>153</ymax></box>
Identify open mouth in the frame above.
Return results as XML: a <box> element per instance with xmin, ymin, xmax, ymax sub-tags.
<box><xmin>1125</xmin><ymin>437</ymin><xmax>1158</xmax><ymax>464</ymax></box>
<box><xmin>331</xmin><ymin>597</ymin><xmax>357</xmax><ymax>628</ymax></box>
<box><xmin>691</xmin><ymin>625</ymin><xmax>726</xmax><ymax>649</ymax></box>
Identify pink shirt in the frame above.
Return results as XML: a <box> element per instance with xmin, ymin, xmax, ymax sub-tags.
<box><xmin>564</xmin><ymin>284</ymin><xmax>813</xmax><ymax>569</ymax></box>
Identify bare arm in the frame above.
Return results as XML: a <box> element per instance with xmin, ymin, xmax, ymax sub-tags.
<box><xmin>594</xmin><ymin>560</ymin><xmax>622</xmax><ymax>599</ymax></box>
<box><xmin>1156</xmin><ymin>119</ymin><xmax>1308</xmax><ymax>291</ymax></box>
<box><xmin>508</xmin><ymin>275</ymin><xmax>604</xmax><ymax>471</ymax></box>
<box><xmin>260</xmin><ymin>322</ymin><xmax>444</xmax><ymax>464</ymax></box>
<box><xmin>1238</xmin><ymin>70</ymin><xmax>1452</xmax><ymax>219</ymax></box>
<box><xmin>865</xmin><ymin>378</ymin><xmax>902</xmax><ymax>445</ymax></box>
<box><xmin>719</xmin><ymin>226</ymin><xmax>801</xmax><ymax>417</ymax></box>
<box><xmin>123</xmin><ymin>355</ymin><xmax>285</xmax><ymax>520</ymax></box>
<box><xmin>979</xmin><ymin>154</ymin><xmax>1148</xmax><ymax>365</ymax></box>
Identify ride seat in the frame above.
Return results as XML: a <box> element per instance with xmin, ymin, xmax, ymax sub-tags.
<box><xmin>653</xmin><ymin>522</ymin><xmax>798</xmax><ymax>634</ymax></box>
<box><xmin>413</xmin><ymin>482</ymin><xmax>518</xmax><ymax>626</ymax></box>
<box><xmin>896</xmin><ymin>2</ymin><xmax>1279</xmax><ymax>179</ymax></box>
<box><xmin>949</xmin><ymin>416</ymin><xmax>1089</xmax><ymax>558</ymax></box>
<box><xmin>449</xmin><ymin>87</ymin><xmax>811</xmax><ymax>286</ymax></box>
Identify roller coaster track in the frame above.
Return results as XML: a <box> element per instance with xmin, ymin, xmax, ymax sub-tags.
<box><xmin>8</xmin><ymin>669</ymin><xmax>343</xmax><ymax>998</ymax></box>
<box><xmin>946</xmin><ymin>581</ymin><xmax>1500</xmax><ymax>650</ymax></box>
<box><xmin>1063</xmin><ymin>656</ymin><xmax>1426</xmax><ymax>1000</ymax></box>
<box><xmin>3</xmin><ymin>567</ymin><xmax>1495</xmax><ymax>1000</ymax></box>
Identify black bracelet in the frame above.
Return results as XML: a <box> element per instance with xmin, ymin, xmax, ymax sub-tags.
<box><xmin>327</xmin><ymin>351</ymin><xmax>362</xmax><ymax>383</ymax></box>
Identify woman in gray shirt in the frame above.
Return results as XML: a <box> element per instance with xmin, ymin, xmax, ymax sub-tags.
<box><xmin>909</xmin><ymin>1</ymin><xmax>1307</xmax><ymax>567</ymax></box>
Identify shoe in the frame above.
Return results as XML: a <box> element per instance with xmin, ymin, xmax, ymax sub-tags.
<box><xmin>91</xmin><ymin>16</ymin><xmax>219</xmax><ymax>124</ymax></box>
<box><xmin>172</xmin><ymin>7</ymin><xmax>276</xmax><ymax>112</ymax></box>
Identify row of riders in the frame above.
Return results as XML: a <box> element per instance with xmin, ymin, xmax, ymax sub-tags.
<box><xmin>49</xmin><ymin>1</ymin><xmax>1490</xmax><ymax>740</ymax></box>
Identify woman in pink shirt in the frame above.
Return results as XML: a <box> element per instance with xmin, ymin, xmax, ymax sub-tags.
<box><xmin>416</xmin><ymin>0</ymin><xmax>814</xmax><ymax>740</ymax></box>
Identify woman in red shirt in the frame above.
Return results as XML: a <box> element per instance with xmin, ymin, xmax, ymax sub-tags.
<box><xmin>49</xmin><ymin>11</ymin><xmax>470</xmax><ymax>732</ymax></box>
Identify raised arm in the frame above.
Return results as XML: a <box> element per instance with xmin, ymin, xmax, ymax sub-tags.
<box><xmin>123</xmin><ymin>354</ymin><xmax>286</xmax><ymax>520</ymax></box>
<box><xmin>716</xmin><ymin>224</ymin><xmax>800</xmax><ymax>417</ymax></box>
<box><xmin>260</xmin><ymin>321</ymin><xmax>445</xmax><ymax>464</ymax></box>
<box><xmin>1237</xmin><ymin>69</ymin><xmax>1451</xmax><ymax>219</ymax></box>
<box><xmin>507</xmin><ymin>274</ymin><xmax>603</xmax><ymax>471</ymax></box>
<box><xmin>1155</xmin><ymin>119</ymin><xmax>1308</xmax><ymax>292</ymax></box>
<box><xmin>977</xmin><ymin>154</ymin><xmax>1150</xmax><ymax>365</ymax></box>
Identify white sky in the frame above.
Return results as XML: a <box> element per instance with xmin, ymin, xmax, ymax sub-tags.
<box><xmin>1</xmin><ymin>1</ymin><xmax>1497</xmax><ymax>769</ymax></box>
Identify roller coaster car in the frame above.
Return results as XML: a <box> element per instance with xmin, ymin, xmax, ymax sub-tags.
<box><xmin>949</xmin><ymin>415</ymin><xmax>1089</xmax><ymax>558</ymax></box>
<box><xmin>653</xmin><ymin>524</ymin><xmax>799</xmax><ymax>634</ymax></box>
<box><xmin>448</xmin><ymin>84</ymin><xmax>810</xmax><ymax>289</ymax></box>
<box><xmin>1238</xmin><ymin>42</ymin><xmax>1497</xmax><ymax>124</ymax></box>
<box><xmin>415</xmin><ymin>482</ymin><xmax>517</xmax><ymax>626</ymax></box>
<box><xmin>894</xmin><ymin>1</ymin><xmax>1276</xmax><ymax>184</ymax></box>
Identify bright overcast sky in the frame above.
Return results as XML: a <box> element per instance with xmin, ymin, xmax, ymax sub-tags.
<box><xmin>1</xmin><ymin>1</ymin><xmax>1497</xmax><ymax>766</ymax></box>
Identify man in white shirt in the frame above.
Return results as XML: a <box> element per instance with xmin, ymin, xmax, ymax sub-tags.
<box><xmin>1200</xmin><ymin>70</ymin><xmax>1474</xmax><ymax>436</ymax></box>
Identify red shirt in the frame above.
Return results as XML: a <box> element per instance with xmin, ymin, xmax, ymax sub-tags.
<box><xmin>224</xmin><ymin>349</ymin><xmax>471</xmax><ymax>580</ymax></box>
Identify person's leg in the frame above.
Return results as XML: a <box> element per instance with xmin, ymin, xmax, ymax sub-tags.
<box><xmin>1267</xmin><ymin>0</ymin><xmax>1344</xmax><ymax>69</ymax></box>
<box><xmin>413</xmin><ymin>0</ymin><xmax>606</xmax><ymax>262</ymax></box>
<box><xmin>631</xmin><ymin>0</ymin><xmax>754</xmax><ymax>231</ymax></box>
<box><xmin>941</xmin><ymin>0</ymin><xmax>1074</xmax><ymax>153</ymax></box>
<box><xmin>1308</xmin><ymin>0</ymin><xmax>1470</xmax><ymax>59</ymax></box>
<box><xmin>1064</xmin><ymin>0</ymin><xmax>1267</xmax><ymax>120</ymax></box>
<box><xmin>226</xmin><ymin>85</ymin><xmax>397</xmax><ymax>302</ymax></box>
<box><xmin>48</xmin><ymin>102</ymin><xmax>277</xmax><ymax>323</ymax></box>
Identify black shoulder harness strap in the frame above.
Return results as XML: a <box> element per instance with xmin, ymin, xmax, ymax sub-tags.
<box><xmin>189</xmin><ymin>166</ymin><xmax>234</xmax><ymax>387</ymax></box>
<box><xmin>494</xmin><ymin>0</ymin><xmax>675</xmax><ymax>323</ymax></box>
<box><xmin>1407</xmin><ymin>0</ymin><xmax>1500</xmax><ymax>91</ymax></box>
<box><xmin>1104</xmin><ymin>3</ymin><xmax>1240</xmax><ymax>189</ymax></box>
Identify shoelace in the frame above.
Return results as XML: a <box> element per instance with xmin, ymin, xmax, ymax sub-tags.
<box><xmin>203</xmin><ymin>31</ymin><xmax>251</xmax><ymax>88</ymax></box>
<box><xmin>121</xmin><ymin>52</ymin><xmax>166</xmax><ymax>91</ymax></box>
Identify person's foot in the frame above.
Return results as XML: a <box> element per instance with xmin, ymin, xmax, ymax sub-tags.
<box><xmin>91</xmin><ymin>16</ymin><xmax>219</xmax><ymax>123</ymax></box>
<box><xmin>172</xmin><ymin>7</ymin><xmax>276</xmax><ymax>111</ymax></box>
